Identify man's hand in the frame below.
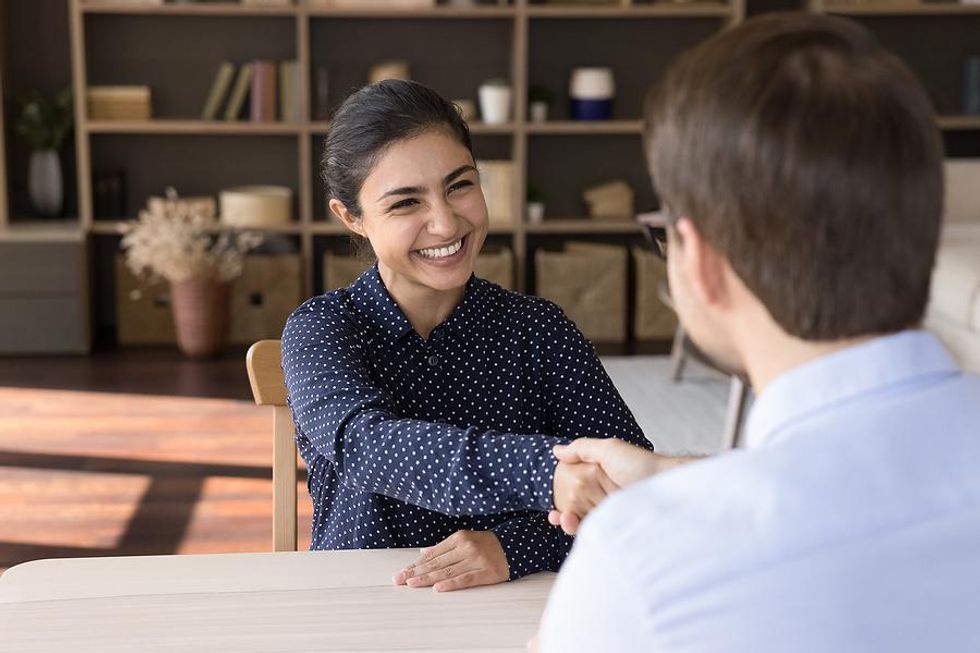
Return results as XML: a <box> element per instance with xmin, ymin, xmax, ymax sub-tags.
<box><xmin>393</xmin><ymin>530</ymin><xmax>509</xmax><ymax>592</ymax></box>
<box><xmin>552</xmin><ymin>459</ymin><xmax>619</xmax><ymax>521</ymax></box>
<box><xmin>548</xmin><ymin>438</ymin><xmax>697</xmax><ymax>534</ymax></box>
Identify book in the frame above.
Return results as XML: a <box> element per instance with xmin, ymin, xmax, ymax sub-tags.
<box><xmin>224</xmin><ymin>63</ymin><xmax>254</xmax><ymax>121</ymax></box>
<box><xmin>279</xmin><ymin>60</ymin><xmax>301</xmax><ymax>123</ymax></box>
<box><xmin>201</xmin><ymin>61</ymin><xmax>237</xmax><ymax>120</ymax></box>
<box><xmin>250</xmin><ymin>60</ymin><xmax>277</xmax><ymax>122</ymax></box>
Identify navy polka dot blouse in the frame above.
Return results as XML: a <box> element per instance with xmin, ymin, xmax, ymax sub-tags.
<box><xmin>281</xmin><ymin>265</ymin><xmax>651</xmax><ymax>580</ymax></box>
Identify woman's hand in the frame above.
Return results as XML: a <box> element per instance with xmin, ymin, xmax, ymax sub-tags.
<box><xmin>551</xmin><ymin>458</ymin><xmax>619</xmax><ymax>530</ymax></box>
<box><xmin>393</xmin><ymin>529</ymin><xmax>510</xmax><ymax>592</ymax></box>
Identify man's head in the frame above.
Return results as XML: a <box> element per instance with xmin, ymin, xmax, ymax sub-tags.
<box><xmin>644</xmin><ymin>13</ymin><xmax>943</xmax><ymax>373</ymax></box>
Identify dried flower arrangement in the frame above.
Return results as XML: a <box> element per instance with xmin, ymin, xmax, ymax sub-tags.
<box><xmin>121</xmin><ymin>187</ymin><xmax>263</xmax><ymax>283</ymax></box>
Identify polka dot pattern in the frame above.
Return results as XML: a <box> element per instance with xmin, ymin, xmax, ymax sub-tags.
<box><xmin>281</xmin><ymin>264</ymin><xmax>650</xmax><ymax>580</ymax></box>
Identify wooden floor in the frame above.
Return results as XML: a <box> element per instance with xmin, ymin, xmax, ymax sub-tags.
<box><xmin>0</xmin><ymin>348</ymin><xmax>313</xmax><ymax>574</ymax></box>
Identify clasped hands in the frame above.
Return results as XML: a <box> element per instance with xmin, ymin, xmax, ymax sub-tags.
<box><xmin>550</xmin><ymin>437</ymin><xmax>667</xmax><ymax>535</ymax></box>
<box><xmin>392</xmin><ymin>438</ymin><xmax>664</xmax><ymax>593</ymax></box>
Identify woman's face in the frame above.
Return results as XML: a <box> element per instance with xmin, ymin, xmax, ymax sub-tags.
<box><xmin>341</xmin><ymin>128</ymin><xmax>489</xmax><ymax>295</ymax></box>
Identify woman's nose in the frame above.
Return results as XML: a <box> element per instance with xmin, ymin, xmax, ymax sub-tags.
<box><xmin>427</xmin><ymin>199</ymin><xmax>457</xmax><ymax>238</ymax></box>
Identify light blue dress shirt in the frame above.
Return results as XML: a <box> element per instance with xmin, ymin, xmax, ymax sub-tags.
<box><xmin>540</xmin><ymin>330</ymin><xmax>980</xmax><ymax>652</ymax></box>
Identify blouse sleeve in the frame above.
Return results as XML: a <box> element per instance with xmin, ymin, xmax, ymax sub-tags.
<box><xmin>281</xmin><ymin>297</ymin><xmax>567</xmax><ymax>517</ymax></box>
<box><xmin>539</xmin><ymin>303</ymin><xmax>652</xmax><ymax>451</ymax></box>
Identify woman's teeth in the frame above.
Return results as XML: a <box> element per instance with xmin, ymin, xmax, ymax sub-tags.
<box><xmin>417</xmin><ymin>239</ymin><xmax>463</xmax><ymax>259</ymax></box>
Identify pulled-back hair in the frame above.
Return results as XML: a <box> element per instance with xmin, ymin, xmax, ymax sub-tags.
<box><xmin>644</xmin><ymin>13</ymin><xmax>943</xmax><ymax>339</ymax></box>
<box><xmin>322</xmin><ymin>79</ymin><xmax>474</xmax><ymax>217</ymax></box>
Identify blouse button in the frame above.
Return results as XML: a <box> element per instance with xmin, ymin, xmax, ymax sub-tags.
<box><xmin>427</xmin><ymin>354</ymin><xmax>440</xmax><ymax>367</ymax></box>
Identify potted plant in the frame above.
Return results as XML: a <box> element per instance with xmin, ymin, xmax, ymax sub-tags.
<box><xmin>528</xmin><ymin>85</ymin><xmax>554</xmax><ymax>123</ymax></box>
<box><xmin>121</xmin><ymin>188</ymin><xmax>263</xmax><ymax>358</ymax></box>
<box><xmin>478</xmin><ymin>77</ymin><xmax>512</xmax><ymax>125</ymax></box>
<box><xmin>13</xmin><ymin>87</ymin><xmax>73</xmax><ymax>216</ymax></box>
<box><xmin>527</xmin><ymin>183</ymin><xmax>546</xmax><ymax>224</ymax></box>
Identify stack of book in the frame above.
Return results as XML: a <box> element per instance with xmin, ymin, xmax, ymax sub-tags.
<box><xmin>201</xmin><ymin>60</ymin><xmax>302</xmax><ymax>122</ymax></box>
<box><xmin>87</xmin><ymin>86</ymin><xmax>152</xmax><ymax>120</ymax></box>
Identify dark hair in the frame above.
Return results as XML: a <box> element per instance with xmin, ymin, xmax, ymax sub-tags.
<box><xmin>321</xmin><ymin>79</ymin><xmax>474</xmax><ymax>217</ymax></box>
<box><xmin>644</xmin><ymin>13</ymin><xmax>943</xmax><ymax>340</ymax></box>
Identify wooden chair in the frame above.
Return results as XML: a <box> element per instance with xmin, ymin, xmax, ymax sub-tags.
<box><xmin>245</xmin><ymin>339</ymin><xmax>298</xmax><ymax>552</ymax></box>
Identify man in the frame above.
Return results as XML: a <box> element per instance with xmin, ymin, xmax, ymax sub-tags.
<box><xmin>538</xmin><ymin>13</ymin><xmax>980</xmax><ymax>652</ymax></box>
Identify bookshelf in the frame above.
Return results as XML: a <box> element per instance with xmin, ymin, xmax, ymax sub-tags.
<box><xmin>0</xmin><ymin>0</ymin><xmax>973</xmax><ymax>349</ymax></box>
<box><xmin>58</xmin><ymin>0</ymin><xmax>745</xmax><ymax>348</ymax></box>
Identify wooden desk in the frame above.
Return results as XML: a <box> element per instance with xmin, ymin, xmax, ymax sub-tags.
<box><xmin>0</xmin><ymin>549</ymin><xmax>555</xmax><ymax>652</ymax></box>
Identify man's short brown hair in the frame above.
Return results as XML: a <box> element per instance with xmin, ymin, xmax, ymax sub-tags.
<box><xmin>644</xmin><ymin>13</ymin><xmax>943</xmax><ymax>340</ymax></box>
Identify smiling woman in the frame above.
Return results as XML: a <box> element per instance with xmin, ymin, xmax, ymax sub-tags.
<box><xmin>280</xmin><ymin>80</ymin><xmax>653</xmax><ymax>593</ymax></box>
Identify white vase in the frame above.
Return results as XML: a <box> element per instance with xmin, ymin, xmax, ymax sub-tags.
<box><xmin>529</xmin><ymin>101</ymin><xmax>549</xmax><ymax>123</ymax></box>
<box><xmin>527</xmin><ymin>201</ymin><xmax>545</xmax><ymax>224</ymax></box>
<box><xmin>478</xmin><ymin>84</ymin><xmax>512</xmax><ymax>125</ymax></box>
<box><xmin>29</xmin><ymin>149</ymin><xmax>63</xmax><ymax>216</ymax></box>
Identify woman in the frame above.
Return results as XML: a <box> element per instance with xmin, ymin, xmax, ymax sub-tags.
<box><xmin>282</xmin><ymin>79</ymin><xmax>651</xmax><ymax>592</ymax></box>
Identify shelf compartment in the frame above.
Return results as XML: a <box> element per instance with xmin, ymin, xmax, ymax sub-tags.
<box><xmin>526</xmin><ymin>219</ymin><xmax>640</xmax><ymax>234</ymax></box>
<box><xmin>526</xmin><ymin>3</ymin><xmax>733</xmax><ymax>19</ymax></box>
<box><xmin>80</xmin><ymin>2</ymin><xmax>300</xmax><ymax>17</ymax></box>
<box><xmin>820</xmin><ymin>2</ymin><xmax>980</xmax><ymax>15</ymax></box>
<box><xmin>527</xmin><ymin>120</ymin><xmax>643</xmax><ymax>134</ymax></box>
<box><xmin>307</xmin><ymin>5</ymin><xmax>517</xmax><ymax>19</ymax></box>
<box><xmin>86</xmin><ymin>120</ymin><xmax>305</xmax><ymax>135</ymax></box>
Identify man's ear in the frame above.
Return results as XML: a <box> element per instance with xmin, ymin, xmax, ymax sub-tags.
<box><xmin>329</xmin><ymin>199</ymin><xmax>366</xmax><ymax>237</ymax></box>
<box><xmin>674</xmin><ymin>217</ymin><xmax>730</xmax><ymax>310</ymax></box>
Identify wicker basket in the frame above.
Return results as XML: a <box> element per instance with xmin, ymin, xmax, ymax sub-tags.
<box><xmin>535</xmin><ymin>242</ymin><xmax>627</xmax><ymax>343</ymax></box>
<box><xmin>229</xmin><ymin>255</ymin><xmax>302</xmax><ymax>344</ymax></box>
<box><xmin>632</xmin><ymin>246</ymin><xmax>677</xmax><ymax>340</ymax></box>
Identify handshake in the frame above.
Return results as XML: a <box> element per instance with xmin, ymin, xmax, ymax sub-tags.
<box><xmin>549</xmin><ymin>438</ymin><xmax>691</xmax><ymax>535</ymax></box>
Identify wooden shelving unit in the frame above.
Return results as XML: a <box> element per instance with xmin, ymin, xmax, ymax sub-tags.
<box><xmin>66</xmin><ymin>0</ymin><xmax>744</xmax><ymax>311</ymax></box>
<box><xmin>817</xmin><ymin>1</ymin><xmax>980</xmax><ymax>15</ymax></box>
<box><xmin>16</xmin><ymin>0</ymin><xmax>966</xmax><ymax>347</ymax></box>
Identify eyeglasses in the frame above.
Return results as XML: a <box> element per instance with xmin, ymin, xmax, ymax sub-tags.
<box><xmin>638</xmin><ymin>207</ymin><xmax>676</xmax><ymax>261</ymax></box>
<box><xmin>641</xmin><ymin>224</ymin><xmax>669</xmax><ymax>260</ymax></box>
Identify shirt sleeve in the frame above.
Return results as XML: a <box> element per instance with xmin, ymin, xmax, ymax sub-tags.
<box><xmin>282</xmin><ymin>297</ymin><xmax>567</xmax><ymax>517</ymax></box>
<box><xmin>490</xmin><ymin>512</ymin><xmax>573</xmax><ymax>581</ymax></box>
<box><xmin>541</xmin><ymin>304</ymin><xmax>653</xmax><ymax>451</ymax></box>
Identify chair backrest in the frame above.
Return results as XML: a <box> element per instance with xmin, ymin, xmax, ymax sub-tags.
<box><xmin>246</xmin><ymin>339</ymin><xmax>297</xmax><ymax>552</ymax></box>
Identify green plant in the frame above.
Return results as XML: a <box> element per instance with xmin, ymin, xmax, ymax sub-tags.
<box><xmin>13</xmin><ymin>87</ymin><xmax>74</xmax><ymax>152</ymax></box>
<box><xmin>527</xmin><ymin>183</ymin><xmax>546</xmax><ymax>204</ymax></box>
<box><xmin>528</xmin><ymin>85</ymin><xmax>554</xmax><ymax>105</ymax></box>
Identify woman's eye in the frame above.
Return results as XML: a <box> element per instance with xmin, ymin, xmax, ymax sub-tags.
<box><xmin>448</xmin><ymin>180</ymin><xmax>473</xmax><ymax>194</ymax></box>
<box><xmin>389</xmin><ymin>198</ymin><xmax>419</xmax><ymax>211</ymax></box>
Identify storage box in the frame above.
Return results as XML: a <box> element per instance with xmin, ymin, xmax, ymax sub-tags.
<box><xmin>583</xmin><ymin>180</ymin><xmax>634</xmax><ymax>221</ymax></box>
<box><xmin>87</xmin><ymin>86</ymin><xmax>152</xmax><ymax>121</ymax></box>
<box><xmin>476</xmin><ymin>160</ymin><xmax>514</xmax><ymax>225</ymax></box>
<box><xmin>475</xmin><ymin>248</ymin><xmax>513</xmax><ymax>290</ymax></box>
<box><xmin>535</xmin><ymin>242</ymin><xmax>627</xmax><ymax>343</ymax></box>
<box><xmin>220</xmin><ymin>186</ymin><xmax>292</xmax><ymax>228</ymax></box>
<box><xmin>632</xmin><ymin>246</ymin><xmax>677</xmax><ymax>340</ymax></box>
<box><xmin>323</xmin><ymin>252</ymin><xmax>372</xmax><ymax>291</ymax></box>
<box><xmin>115</xmin><ymin>255</ymin><xmax>176</xmax><ymax>345</ymax></box>
<box><xmin>229</xmin><ymin>255</ymin><xmax>302</xmax><ymax>344</ymax></box>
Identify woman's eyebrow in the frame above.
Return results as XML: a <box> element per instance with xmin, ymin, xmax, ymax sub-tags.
<box><xmin>443</xmin><ymin>165</ymin><xmax>476</xmax><ymax>185</ymax></box>
<box><xmin>377</xmin><ymin>165</ymin><xmax>476</xmax><ymax>202</ymax></box>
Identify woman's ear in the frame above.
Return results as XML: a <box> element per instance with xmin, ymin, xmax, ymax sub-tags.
<box><xmin>329</xmin><ymin>199</ymin><xmax>366</xmax><ymax>237</ymax></box>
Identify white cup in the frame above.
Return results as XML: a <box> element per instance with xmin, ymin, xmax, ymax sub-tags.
<box><xmin>478</xmin><ymin>84</ymin><xmax>512</xmax><ymax>125</ymax></box>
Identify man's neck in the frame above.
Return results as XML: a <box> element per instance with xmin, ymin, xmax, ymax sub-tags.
<box><xmin>735</xmin><ymin>310</ymin><xmax>875</xmax><ymax>395</ymax></box>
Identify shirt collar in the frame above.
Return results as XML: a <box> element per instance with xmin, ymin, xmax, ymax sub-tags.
<box><xmin>349</xmin><ymin>264</ymin><xmax>489</xmax><ymax>343</ymax></box>
<box><xmin>743</xmin><ymin>330</ymin><xmax>961</xmax><ymax>449</ymax></box>
<box><xmin>349</xmin><ymin>264</ymin><xmax>414</xmax><ymax>343</ymax></box>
